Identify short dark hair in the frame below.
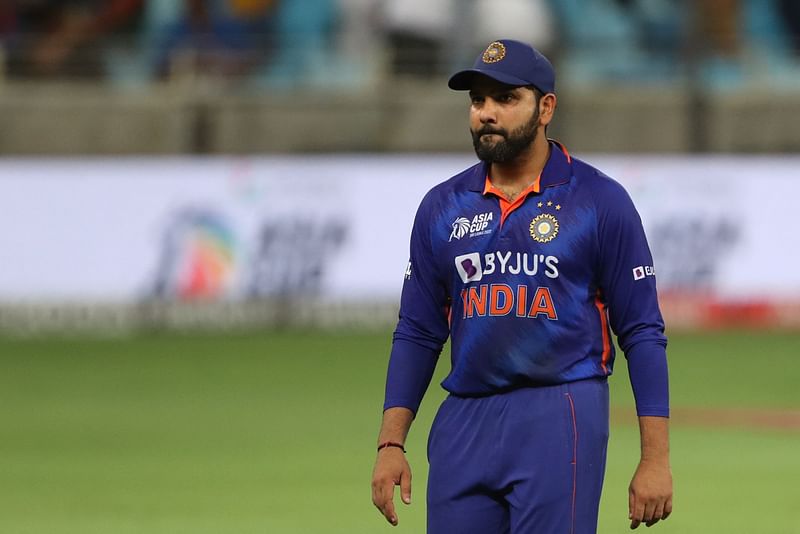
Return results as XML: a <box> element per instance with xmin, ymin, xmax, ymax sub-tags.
<box><xmin>525</xmin><ymin>86</ymin><xmax>544</xmax><ymax>102</ymax></box>
<box><xmin>525</xmin><ymin>86</ymin><xmax>548</xmax><ymax>132</ymax></box>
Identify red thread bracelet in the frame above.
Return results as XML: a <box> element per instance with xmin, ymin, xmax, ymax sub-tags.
<box><xmin>377</xmin><ymin>441</ymin><xmax>406</xmax><ymax>453</ymax></box>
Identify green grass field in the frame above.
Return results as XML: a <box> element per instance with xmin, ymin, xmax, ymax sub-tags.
<box><xmin>0</xmin><ymin>329</ymin><xmax>798</xmax><ymax>533</ymax></box>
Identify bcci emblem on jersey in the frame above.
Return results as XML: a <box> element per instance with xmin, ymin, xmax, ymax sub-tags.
<box><xmin>530</xmin><ymin>214</ymin><xmax>559</xmax><ymax>243</ymax></box>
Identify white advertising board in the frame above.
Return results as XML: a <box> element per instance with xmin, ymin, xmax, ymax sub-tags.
<box><xmin>592</xmin><ymin>156</ymin><xmax>800</xmax><ymax>300</ymax></box>
<box><xmin>0</xmin><ymin>155</ymin><xmax>798</xmax><ymax>307</ymax></box>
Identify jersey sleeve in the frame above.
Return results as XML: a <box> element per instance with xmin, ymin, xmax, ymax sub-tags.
<box><xmin>383</xmin><ymin>192</ymin><xmax>450</xmax><ymax>415</ymax></box>
<box><xmin>596</xmin><ymin>178</ymin><xmax>669</xmax><ymax>417</ymax></box>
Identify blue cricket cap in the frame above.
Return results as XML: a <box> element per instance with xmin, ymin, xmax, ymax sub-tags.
<box><xmin>448</xmin><ymin>39</ymin><xmax>555</xmax><ymax>94</ymax></box>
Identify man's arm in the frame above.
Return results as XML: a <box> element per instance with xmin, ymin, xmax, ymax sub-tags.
<box><xmin>593</xmin><ymin>178</ymin><xmax>672</xmax><ymax>528</ymax></box>
<box><xmin>371</xmin><ymin>407</ymin><xmax>415</xmax><ymax>526</ymax></box>
<box><xmin>370</xmin><ymin>191</ymin><xmax>448</xmax><ymax>526</ymax></box>
<box><xmin>629</xmin><ymin>416</ymin><xmax>673</xmax><ymax>529</ymax></box>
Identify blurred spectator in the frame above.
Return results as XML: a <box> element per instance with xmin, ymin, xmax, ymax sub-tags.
<box><xmin>697</xmin><ymin>0</ymin><xmax>740</xmax><ymax>58</ymax></box>
<box><xmin>1</xmin><ymin>0</ymin><xmax>144</xmax><ymax>78</ymax></box>
<box><xmin>328</xmin><ymin>0</ymin><xmax>382</xmax><ymax>86</ymax></box>
<box><xmin>382</xmin><ymin>0</ymin><xmax>455</xmax><ymax>77</ymax></box>
<box><xmin>255</xmin><ymin>0</ymin><xmax>339</xmax><ymax>87</ymax></box>
<box><xmin>693</xmin><ymin>0</ymin><xmax>751</xmax><ymax>87</ymax></box>
<box><xmin>549</xmin><ymin>0</ymin><xmax>683</xmax><ymax>84</ymax></box>
<box><xmin>549</xmin><ymin>0</ymin><xmax>638</xmax><ymax>82</ymax></box>
<box><xmin>150</xmin><ymin>0</ymin><xmax>278</xmax><ymax>80</ymax></box>
<box><xmin>0</xmin><ymin>3</ymin><xmax>14</xmax><ymax>34</ymax></box>
<box><xmin>471</xmin><ymin>0</ymin><xmax>556</xmax><ymax>57</ymax></box>
<box><xmin>778</xmin><ymin>0</ymin><xmax>800</xmax><ymax>56</ymax></box>
<box><xmin>620</xmin><ymin>0</ymin><xmax>683</xmax><ymax>57</ymax></box>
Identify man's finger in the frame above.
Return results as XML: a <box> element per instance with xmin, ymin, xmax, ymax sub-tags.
<box><xmin>385</xmin><ymin>501</ymin><xmax>398</xmax><ymax>525</ymax></box>
<box><xmin>372</xmin><ymin>478</ymin><xmax>397</xmax><ymax>525</ymax></box>
<box><xmin>400</xmin><ymin>468</ymin><xmax>412</xmax><ymax>505</ymax></box>
<box><xmin>371</xmin><ymin>478</ymin><xmax>385</xmax><ymax>510</ymax></box>
<box><xmin>642</xmin><ymin>501</ymin><xmax>655</xmax><ymax>524</ymax></box>
<box><xmin>381</xmin><ymin>483</ymin><xmax>398</xmax><ymax>525</ymax></box>
<box><xmin>628</xmin><ymin>489</ymin><xmax>635</xmax><ymax>519</ymax></box>
<box><xmin>629</xmin><ymin>494</ymin><xmax>645</xmax><ymax>529</ymax></box>
<box><xmin>662</xmin><ymin>497</ymin><xmax>673</xmax><ymax>520</ymax></box>
<box><xmin>646</xmin><ymin>501</ymin><xmax>665</xmax><ymax>527</ymax></box>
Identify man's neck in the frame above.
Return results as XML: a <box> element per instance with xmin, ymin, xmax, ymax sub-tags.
<box><xmin>489</xmin><ymin>136</ymin><xmax>551</xmax><ymax>197</ymax></box>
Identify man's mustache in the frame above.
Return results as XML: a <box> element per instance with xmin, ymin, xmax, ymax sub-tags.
<box><xmin>473</xmin><ymin>126</ymin><xmax>508</xmax><ymax>138</ymax></box>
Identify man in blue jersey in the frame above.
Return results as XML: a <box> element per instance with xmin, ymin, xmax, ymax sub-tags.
<box><xmin>371</xmin><ymin>39</ymin><xmax>672</xmax><ymax>533</ymax></box>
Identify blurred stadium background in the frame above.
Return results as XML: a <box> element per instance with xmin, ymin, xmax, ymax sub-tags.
<box><xmin>0</xmin><ymin>1</ymin><xmax>798</xmax><ymax>533</ymax></box>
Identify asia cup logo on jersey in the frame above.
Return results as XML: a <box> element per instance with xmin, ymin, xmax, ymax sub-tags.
<box><xmin>530</xmin><ymin>213</ymin><xmax>559</xmax><ymax>243</ymax></box>
<box><xmin>449</xmin><ymin>217</ymin><xmax>471</xmax><ymax>241</ymax></box>
<box><xmin>449</xmin><ymin>212</ymin><xmax>494</xmax><ymax>241</ymax></box>
<box><xmin>482</xmin><ymin>41</ymin><xmax>506</xmax><ymax>63</ymax></box>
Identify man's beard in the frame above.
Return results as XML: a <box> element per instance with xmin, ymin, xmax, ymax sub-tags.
<box><xmin>471</xmin><ymin>110</ymin><xmax>539</xmax><ymax>163</ymax></box>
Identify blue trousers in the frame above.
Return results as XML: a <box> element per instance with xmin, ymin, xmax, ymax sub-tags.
<box><xmin>427</xmin><ymin>378</ymin><xmax>609</xmax><ymax>534</ymax></box>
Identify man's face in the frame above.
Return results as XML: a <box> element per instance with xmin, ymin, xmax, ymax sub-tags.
<box><xmin>469</xmin><ymin>78</ymin><xmax>540</xmax><ymax>163</ymax></box>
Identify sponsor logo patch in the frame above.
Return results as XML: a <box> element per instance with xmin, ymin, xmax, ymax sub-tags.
<box><xmin>455</xmin><ymin>252</ymin><xmax>483</xmax><ymax>283</ymax></box>
<box><xmin>633</xmin><ymin>265</ymin><xmax>655</xmax><ymax>281</ymax></box>
<box><xmin>455</xmin><ymin>250</ymin><xmax>560</xmax><ymax>283</ymax></box>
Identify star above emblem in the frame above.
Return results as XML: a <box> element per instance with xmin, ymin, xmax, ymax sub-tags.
<box><xmin>547</xmin><ymin>201</ymin><xmax>553</xmax><ymax>207</ymax></box>
<box><xmin>556</xmin><ymin>204</ymin><xmax>561</xmax><ymax>210</ymax></box>
<box><xmin>537</xmin><ymin>201</ymin><xmax>543</xmax><ymax>208</ymax></box>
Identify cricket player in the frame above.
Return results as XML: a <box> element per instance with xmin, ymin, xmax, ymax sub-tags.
<box><xmin>371</xmin><ymin>39</ymin><xmax>672</xmax><ymax>533</ymax></box>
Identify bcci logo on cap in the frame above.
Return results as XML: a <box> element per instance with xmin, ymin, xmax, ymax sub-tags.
<box><xmin>482</xmin><ymin>41</ymin><xmax>506</xmax><ymax>64</ymax></box>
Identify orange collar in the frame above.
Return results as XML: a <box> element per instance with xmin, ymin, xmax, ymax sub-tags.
<box><xmin>483</xmin><ymin>175</ymin><xmax>541</xmax><ymax>227</ymax></box>
<box><xmin>482</xmin><ymin>174</ymin><xmax>541</xmax><ymax>199</ymax></box>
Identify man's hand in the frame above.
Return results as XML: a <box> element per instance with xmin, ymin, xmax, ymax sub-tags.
<box><xmin>629</xmin><ymin>415</ymin><xmax>672</xmax><ymax>529</ymax></box>
<box><xmin>628</xmin><ymin>458</ymin><xmax>673</xmax><ymax>529</ymax></box>
<box><xmin>371</xmin><ymin>447</ymin><xmax>412</xmax><ymax>526</ymax></box>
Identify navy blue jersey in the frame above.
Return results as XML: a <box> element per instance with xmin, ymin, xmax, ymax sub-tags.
<box><xmin>384</xmin><ymin>141</ymin><xmax>668</xmax><ymax>417</ymax></box>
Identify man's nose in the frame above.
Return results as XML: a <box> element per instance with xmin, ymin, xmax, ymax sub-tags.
<box><xmin>479</xmin><ymin>99</ymin><xmax>497</xmax><ymax>124</ymax></box>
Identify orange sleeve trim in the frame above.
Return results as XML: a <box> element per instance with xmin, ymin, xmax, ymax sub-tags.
<box><xmin>594</xmin><ymin>291</ymin><xmax>612</xmax><ymax>374</ymax></box>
